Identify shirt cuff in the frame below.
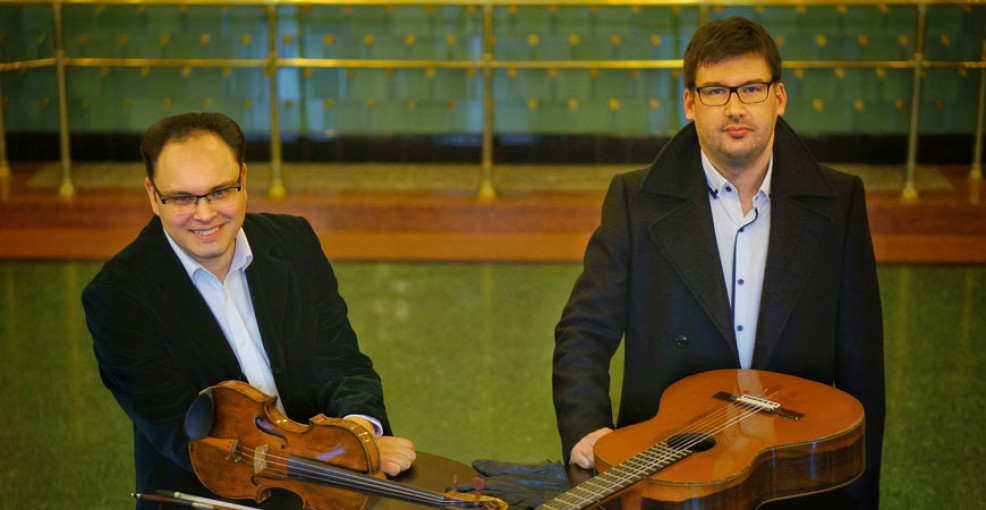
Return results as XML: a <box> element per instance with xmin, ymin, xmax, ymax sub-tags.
<box><xmin>344</xmin><ymin>414</ymin><xmax>383</xmax><ymax>436</ymax></box>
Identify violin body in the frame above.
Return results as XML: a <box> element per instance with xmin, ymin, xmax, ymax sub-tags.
<box><xmin>542</xmin><ymin>369</ymin><xmax>865</xmax><ymax>510</ymax></box>
<box><xmin>185</xmin><ymin>380</ymin><xmax>506</xmax><ymax>510</ymax></box>
<box><xmin>186</xmin><ymin>380</ymin><xmax>380</xmax><ymax>510</ymax></box>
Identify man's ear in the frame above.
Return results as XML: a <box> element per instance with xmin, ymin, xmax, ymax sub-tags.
<box><xmin>144</xmin><ymin>177</ymin><xmax>161</xmax><ymax>217</ymax></box>
<box><xmin>773</xmin><ymin>81</ymin><xmax>787</xmax><ymax>116</ymax></box>
<box><xmin>683</xmin><ymin>87</ymin><xmax>696</xmax><ymax>121</ymax></box>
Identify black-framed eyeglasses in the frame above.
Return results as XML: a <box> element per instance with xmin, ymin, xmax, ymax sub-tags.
<box><xmin>152</xmin><ymin>176</ymin><xmax>243</xmax><ymax>209</ymax></box>
<box><xmin>694</xmin><ymin>82</ymin><xmax>774</xmax><ymax>106</ymax></box>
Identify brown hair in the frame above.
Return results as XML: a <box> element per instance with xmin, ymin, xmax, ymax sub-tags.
<box><xmin>139</xmin><ymin>112</ymin><xmax>246</xmax><ymax>180</ymax></box>
<box><xmin>683</xmin><ymin>16</ymin><xmax>782</xmax><ymax>88</ymax></box>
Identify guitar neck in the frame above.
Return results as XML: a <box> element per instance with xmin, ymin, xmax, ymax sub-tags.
<box><xmin>537</xmin><ymin>442</ymin><xmax>694</xmax><ymax>510</ymax></box>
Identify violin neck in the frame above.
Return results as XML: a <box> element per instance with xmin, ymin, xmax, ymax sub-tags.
<box><xmin>286</xmin><ymin>455</ymin><xmax>468</xmax><ymax>509</ymax></box>
<box><xmin>536</xmin><ymin>443</ymin><xmax>694</xmax><ymax>510</ymax></box>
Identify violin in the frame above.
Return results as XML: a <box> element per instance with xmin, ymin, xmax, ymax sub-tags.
<box><xmin>184</xmin><ymin>380</ymin><xmax>507</xmax><ymax>510</ymax></box>
<box><xmin>539</xmin><ymin>369</ymin><xmax>865</xmax><ymax>509</ymax></box>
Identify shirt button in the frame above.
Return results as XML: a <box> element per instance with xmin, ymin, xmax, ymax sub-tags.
<box><xmin>738</xmin><ymin>279</ymin><xmax>745</xmax><ymax>285</ymax></box>
<box><xmin>737</xmin><ymin>325</ymin><xmax>744</xmax><ymax>332</ymax></box>
<box><xmin>725</xmin><ymin>186</ymin><xmax>733</xmax><ymax>192</ymax></box>
<box><xmin>674</xmin><ymin>335</ymin><xmax>689</xmax><ymax>347</ymax></box>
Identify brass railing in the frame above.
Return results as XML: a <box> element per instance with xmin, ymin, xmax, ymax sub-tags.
<box><xmin>1</xmin><ymin>0</ymin><xmax>984</xmax><ymax>200</ymax></box>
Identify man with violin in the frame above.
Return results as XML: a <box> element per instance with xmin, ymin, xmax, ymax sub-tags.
<box><xmin>82</xmin><ymin>112</ymin><xmax>416</xmax><ymax>508</ymax></box>
<box><xmin>553</xmin><ymin>17</ymin><xmax>885</xmax><ymax>510</ymax></box>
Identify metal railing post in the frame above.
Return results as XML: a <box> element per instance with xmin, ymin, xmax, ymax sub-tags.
<box><xmin>970</xmin><ymin>15</ymin><xmax>986</xmax><ymax>181</ymax></box>
<box><xmin>477</xmin><ymin>0</ymin><xmax>497</xmax><ymax>201</ymax></box>
<box><xmin>266</xmin><ymin>3</ymin><xmax>286</xmax><ymax>199</ymax></box>
<box><xmin>902</xmin><ymin>2</ymin><xmax>927</xmax><ymax>200</ymax></box>
<box><xmin>53</xmin><ymin>0</ymin><xmax>75</xmax><ymax>197</ymax></box>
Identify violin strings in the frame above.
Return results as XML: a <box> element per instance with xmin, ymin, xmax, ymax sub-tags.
<box><xmin>227</xmin><ymin>444</ymin><xmax>454</xmax><ymax>506</ymax></box>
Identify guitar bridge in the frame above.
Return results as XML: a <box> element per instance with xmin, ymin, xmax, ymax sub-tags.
<box><xmin>713</xmin><ymin>392</ymin><xmax>804</xmax><ymax>420</ymax></box>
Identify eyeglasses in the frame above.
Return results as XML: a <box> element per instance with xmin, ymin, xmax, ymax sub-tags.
<box><xmin>694</xmin><ymin>82</ymin><xmax>773</xmax><ymax>106</ymax></box>
<box><xmin>152</xmin><ymin>176</ymin><xmax>243</xmax><ymax>210</ymax></box>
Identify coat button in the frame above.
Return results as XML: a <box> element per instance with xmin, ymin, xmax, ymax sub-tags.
<box><xmin>675</xmin><ymin>335</ymin><xmax>688</xmax><ymax>347</ymax></box>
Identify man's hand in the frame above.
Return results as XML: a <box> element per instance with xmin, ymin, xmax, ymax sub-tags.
<box><xmin>376</xmin><ymin>435</ymin><xmax>416</xmax><ymax>476</ymax></box>
<box><xmin>570</xmin><ymin>427</ymin><xmax>613</xmax><ymax>469</ymax></box>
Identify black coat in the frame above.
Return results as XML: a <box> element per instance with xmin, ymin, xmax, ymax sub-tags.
<box><xmin>83</xmin><ymin>213</ymin><xmax>389</xmax><ymax>504</ymax></box>
<box><xmin>553</xmin><ymin>119</ymin><xmax>885</xmax><ymax>509</ymax></box>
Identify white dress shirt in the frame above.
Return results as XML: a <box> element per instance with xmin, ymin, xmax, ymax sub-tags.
<box><xmin>701</xmin><ymin>151</ymin><xmax>773</xmax><ymax>369</ymax></box>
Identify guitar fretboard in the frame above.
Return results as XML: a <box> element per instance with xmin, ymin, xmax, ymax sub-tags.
<box><xmin>537</xmin><ymin>442</ymin><xmax>694</xmax><ymax>510</ymax></box>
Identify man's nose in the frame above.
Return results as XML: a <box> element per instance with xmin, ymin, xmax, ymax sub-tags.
<box><xmin>192</xmin><ymin>197</ymin><xmax>217</xmax><ymax>220</ymax></box>
<box><xmin>724</xmin><ymin>90</ymin><xmax>746</xmax><ymax>115</ymax></box>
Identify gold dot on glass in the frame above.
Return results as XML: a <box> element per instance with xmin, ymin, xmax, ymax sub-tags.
<box><xmin>243</xmin><ymin>100</ymin><xmax>253</xmax><ymax>109</ymax></box>
<box><xmin>796</xmin><ymin>6</ymin><xmax>807</xmax><ymax>14</ymax></box>
<box><xmin>713</xmin><ymin>6</ymin><xmax>723</xmax><ymax>13</ymax></box>
<box><xmin>776</xmin><ymin>35</ymin><xmax>786</xmax><ymax>47</ymax></box>
<box><xmin>508</xmin><ymin>68</ymin><xmax>518</xmax><ymax>79</ymax></box>
<box><xmin>959</xmin><ymin>68</ymin><xmax>968</xmax><ymax>78</ymax></box>
<box><xmin>568</xmin><ymin>99</ymin><xmax>578</xmax><ymax>111</ymax></box>
<box><xmin>857</xmin><ymin>35</ymin><xmax>868</xmax><ymax>46</ymax></box>
<box><xmin>385</xmin><ymin>68</ymin><xmax>394</xmax><ymax>78</ymax></box>
<box><xmin>345</xmin><ymin>69</ymin><xmax>354</xmax><ymax>77</ymax></box>
<box><xmin>202</xmin><ymin>98</ymin><xmax>212</xmax><ymax>109</ymax></box>
<box><xmin>141</xmin><ymin>67</ymin><xmax>151</xmax><ymax>77</ymax></box>
<box><xmin>40</xmin><ymin>97</ymin><xmax>50</xmax><ymax>108</ymax></box>
<box><xmin>651</xmin><ymin>34</ymin><xmax>661</xmax><ymax>46</ymax></box>
<box><xmin>876</xmin><ymin>68</ymin><xmax>886</xmax><ymax>79</ymax></box>
<box><xmin>548</xmin><ymin>5</ymin><xmax>558</xmax><ymax>12</ymax></box>
<box><xmin>407</xmin><ymin>100</ymin><xmax>416</xmax><ymax>110</ymax></box>
<box><xmin>303</xmin><ymin>68</ymin><xmax>314</xmax><ymax>78</ymax></box>
<box><xmin>446</xmin><ymin>100</ymin><xmax>456</xmax><ymax>110</ymax></box>
<box><xmin>671</xmin><ymin>69</ymin><xmax>679</xmax><ymax>79</ymax></box>
<box><xmin>282</xmin><ymin>34</ymin><xmax>293</xmax><ymax>45</ymax></box>
<box><xmin>879</xmin><ymin>5</ymin><xmax>889</xmax><ymax>14</ymax></box>
<box><xmin>940</xmin><ymin>35</ymin><xmax>950</xmax><ymax>46</ymax></box>
<box><xmin>466</xmin><ymin>68</ymin><xmax>476</xmax><ymax>78</ymax></box>
<box><xmin>837</xmin><ymin>5</ymin><xmax>848</xmax><ymax>14</ymax></box>
<box><xmin>161</xmin><ymin>34</ymin><xmax>171</xmax><ymax>46</ymax></box>
<box><xmin>608</xmin><ymin>99</ymin><xmax>620</xmax><ymax>111</ymax></box>
<box><xmin>425</xmin><ymin>5</ymin><xmax>435</xmax><ymax>13</ymax></box>
<box><xmin>610</xmin><ymin>35</ymin><xmax>620</xmax><ymax>46</ymax></box>
<box><xmin>323</xmin><ymin>34</ymin><xmax>334</xmax><ymax>45</ymax></box>
<box><xmin>200</xmin><ymin>34</ymin><xmax>212</xmax><ymax>45</ymax></box>
<box><xmin>121</xmin><ymin>98</ymin><xmax>132</xmax><ymax>108</ymax></box>
<box><xmin>528</xmin><ymin>34</ymin><xmax>539</xmax><ymax>46</ymax></box>
<box><xmin>527</xmin><ymin>99</ymin><xmax>538</xmax><ymax>110</ymax></box>
<box><xmin>630</xmin><ymin>6</ymin><xmax>640</xmax><ymax>13</ymax></box>
<box><xmin>324</xmin><ymin>98</ymin><xmax>335</xmax><ymax>109</ymax></box>
<box><xmin>78</xmin><ymin>34</ymin><xmax>88</xmax><ymax>45</ymax></box>
<box><xmin>590</xmin><ymin>69</ymin><xmax>599</xmax><ymax>78</ymax></box>
<box><xmin>508</xmin><ymin>6</ymin><xmax>517</xmax><ymax>14</ymax></box>
<box><xmin>99</xmin><ymin>67</ymin><xmax>109</xmax><ymax>77</ymax></box>
<box><xmin>569</xmin><ymin>34</ymin><xmax>580</xmax><ymax>46</ymax></box>
<box><xmin>894</xmin><ymin>100</ymin><xmax>904</xmax><ymax>110</ymax></box>
<box><xmin>365</xmin><ymin>34</ymin><xmax>375</xmax><ymax>45</ymax></box>
<box><xmin>384</xmin><ymin>6</ymin><xmax>394</xmax><ymax>13</ymax></box>
<box><xmin>815</xmin><ymin>35</ymin><xmax>827</xmax><ymax>47</ymax></box>
<box><xmin>813</xmin><ymin>99</ymin><xmax>824</xmax><ymax>112</ymax></box>
<box><xmin>854</xmin><ymin>100</ymin><xmax>864</xmax><ymax>111</ymax></box>
<box><xmin>405</xmin><ymin>35</ymin><xmax>416</xmax><ymax>46</ymax></box>
<box><xmin>649</xmin><ymin>99</ymin><xmax>660</xmax><ymax>109</ymax></box>
<box><xmin>119</xmin><ymin>33</ymin><xmax>130</xmax><ymax>45</ymax></box>
<box><xmin>898</xmin><ymin>34</ymin><xmax>908</xmax><ymax>46</ymax></box>
<box><xmin>672</xmin><ymin>6</ymin><xmax>681</xmax><ymax>14</ymax></box>
<box><xmin>425</xmin><ymin>68</ymin><xmax>436</xmax><ymax>79</ymax></box>
<box><xmin>177</xmin><ymin>5</ymin><xmax>186</xmax><ymax>14</ymax></box>
<box><xmin>630</xmin><ymin>69</ymin><xmax>639</xmax><ymax>78</ymax></box>
<box><xmin>162</xmin><ymin>98</ymin><xmax>172</xmax><ymax>109</ymax></box>
<box><xmin>446</xmin><ymin>35</ymin><xmax>456</xmax><ymax>46</ymax></box>
<box><xmin>548</xmin><ymin>68</ymin><xmax>558</xmax><ymax>79</ymax></box>
<box><xmin>835</xmin><ymin>68</ymin><xmax>845</xmax><ymax>79</ymax></box>
<box><xmin>284</xmin><ymin>100</ymin><xmax>294</xmax><ymax>109</ymax></box>
<box><xmin>589</xmin><ymin>6</ymin><xmax>598</xmax><ymax>13</ymax></box>
<box><xmin>81</xmin><ymin>98</ymin><xmax>90</xmax><ymax>109</ymax></box>
<box><xmin>936</xmin><ymin>100</ymin><xmax>945</xmax><ymax>109</ymax></box>
<box><xmin>365</xmin><ymin>99</ymin><xmax>375</xmax><ymax>110</ymax></box>
<box><xmin>182</xmin><ymin>67</ymin><xmax>191</xmax><ymax>78</ymax></box>
<box><xmin>241</xmin><ymin>34</ymin><xmax>252</xmax><ymax>46</ymax></box>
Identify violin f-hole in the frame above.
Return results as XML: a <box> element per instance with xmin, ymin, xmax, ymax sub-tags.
<box><xmin>254</xmin><ymin>416</ymin><xmax>289</xmax><ymax>445</ymax></box>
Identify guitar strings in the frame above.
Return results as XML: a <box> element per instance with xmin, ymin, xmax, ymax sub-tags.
<box><xmin>543</xmin><ymin>387</ymin><xmax>780</xmax><ymax>509</ymax></box>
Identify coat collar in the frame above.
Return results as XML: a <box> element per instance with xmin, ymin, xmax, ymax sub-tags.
<box><xmin>640</xmin><ymin>118</ymin><xmax>837</xmax><ymax>367</ymax></box>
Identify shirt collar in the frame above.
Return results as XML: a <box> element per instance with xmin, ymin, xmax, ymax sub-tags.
<box><xmin>700</xmin><ymin>150</ymin><xmax>774</xmax><ymax>200</ymax></box>
<box><xmin>164</xmin><ymin>227</ymin><xmax>254</xmax><ymax>281</ymax></box>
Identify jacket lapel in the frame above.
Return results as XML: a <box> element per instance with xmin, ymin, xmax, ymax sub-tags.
<box><xmin>242</xmin><ymin>217</ymin><xmax>290</xmax><ymax>381</ymax></box>
<box><xmin>144</xmin><ymin>219</ymin><xmax>243</xmax><ymax>378</ymax></box>
<box><xmin>752</xmin><ymin>119</ymin><xmax>836</xmax><ymax>367</ymax></box>
<box><xmin>642</xmin><ymin>124</ymin><xmax>738</xmax><ymax>360</ymax></box>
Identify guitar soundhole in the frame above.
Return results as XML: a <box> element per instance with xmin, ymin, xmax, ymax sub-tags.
<box><xmin>666</xmin><ymin>432</ymin><xmax>716</xmax><ymax>452</ymax></box>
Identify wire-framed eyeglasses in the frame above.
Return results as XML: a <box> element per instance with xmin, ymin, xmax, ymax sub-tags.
<box><xmin>152</xmin><ymin>176</ymin><xmax>243</xmax><ymax>209</ymax></box>
<box><xmin>694</xmin><ymin>82</ymin><xmax>774</xmax><ymax>106</ymax></box>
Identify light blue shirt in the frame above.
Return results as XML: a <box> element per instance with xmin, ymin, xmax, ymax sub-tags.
<box><xmin>163</xmin><ymin>227</ymin><xmax>382</xmax><ymax>435</ymax></box>
<box><xmin>701</xmin><ymin>151</ymin><xmax>772</xmax><ymax>369</ymax></box>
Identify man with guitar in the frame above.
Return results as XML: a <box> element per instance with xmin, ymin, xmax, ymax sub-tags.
<box><xmin>83</xmin><ymin>112</ymin><xmax>416</xmax><ymax>508</ymax></box>
<box><xmin>553</xmin><ymin>17</ymin><xmax>884</xmax><ymax>510</ymax></box>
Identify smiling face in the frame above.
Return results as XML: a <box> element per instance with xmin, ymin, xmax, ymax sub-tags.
<box><xmin>144</xmin><ymin>130</ymin><xmax>247</xmax><ymax>280</ymax></box>
<box><xmin>684</xmin><ymin>52</ymin><xmax>787</xmax><ymax>177</ymax></box>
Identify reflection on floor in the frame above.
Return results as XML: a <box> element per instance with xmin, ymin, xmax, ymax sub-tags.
<box><xmin>1</xmin><ymin>261</ymin><xmax>984</xmax><ymax>510</ymax></box>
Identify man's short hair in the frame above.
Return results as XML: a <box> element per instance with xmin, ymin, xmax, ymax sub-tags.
<box><xmin>683</xmin><ymin>16</ymin><xmax>783</xmax><ymax>89</ymax></box>
<box><xmin>139</xmin><ymin>112</ymin><xmax>246</xmax><ymax>180</ymax></box>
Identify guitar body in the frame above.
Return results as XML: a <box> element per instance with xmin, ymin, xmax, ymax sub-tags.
<box><xmin>592</xmin><ymin>369</ymin><xmax>864</xmax><ymax>510</ymax></box>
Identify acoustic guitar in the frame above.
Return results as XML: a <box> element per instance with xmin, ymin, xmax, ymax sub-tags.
<box><xmin>540</xmin><ymin>369</ymin><xmax>865</xmax><ymax>510</ymax></box>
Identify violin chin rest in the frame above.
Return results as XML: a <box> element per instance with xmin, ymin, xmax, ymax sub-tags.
<box><xmin>185</xmin><ymin>388</ymin><xmax>216</xmax><ymax>440</ymax></box>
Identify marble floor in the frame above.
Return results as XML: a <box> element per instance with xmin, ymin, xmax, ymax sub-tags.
<box><xmin>1</xmin><ymin>260</ymin><xmax>983</xmax><ymax>510</ymax></box>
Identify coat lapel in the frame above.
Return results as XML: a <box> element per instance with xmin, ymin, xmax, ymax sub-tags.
<box><xmin>752</xmin><ymin>119</ymin><xmax>836</xmax><ymax>367</ymax></box>
<box><xmin>642</xmin><ymin>124</ymin><xmax>738</xmax><ymax>360</ymax></box>
<box><xmin>243</xmin><ymin>217</ymin><xmax>290</xmax><ymax>380</ymax></box>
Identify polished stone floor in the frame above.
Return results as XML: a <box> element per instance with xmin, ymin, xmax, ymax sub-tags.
<box><xmin>1</xmin><ymin>260</ymin><xmax>983</xmax><ymax>510</ymax></box>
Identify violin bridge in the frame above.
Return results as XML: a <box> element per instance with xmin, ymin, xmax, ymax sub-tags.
<box><xmin>253</xmin><ymin>444</ymin><xmax>269</xmax><ymax>475</ymax></box>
